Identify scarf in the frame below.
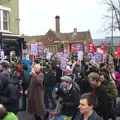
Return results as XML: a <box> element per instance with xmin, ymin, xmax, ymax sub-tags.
<box><xmin>92</xmin><ymin>82</ymin><xmax>101</xmax><ymax>94</ymax></box>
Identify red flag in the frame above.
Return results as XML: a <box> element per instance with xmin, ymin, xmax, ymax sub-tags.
<box><xmin>100</xmin><ymin>42</ymin><xmax>105</xmax><ymax>54</ymax></box>
<box><xmin>71</xmin><ymin>45</ymin><xmax>76</xmax><ymax>52</ymax></box>
<box><xmin>88</xmin><ymin>41</ymin><xmax>95</xmax><ymax>53</ymax></box>
<box><xmin>117</xmin><ymin>44</ymin><xmax>120</xmax><ymax>58</ymax></box>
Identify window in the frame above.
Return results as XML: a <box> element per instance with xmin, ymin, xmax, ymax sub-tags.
<box><xmin>0</xmin><ymin>10</ymin><xmax>1</xmax><ymax>30</ymax></box>
<box><xmin>3</xmin><ymin>10</ymin><xmax>8</xmax><ymax>30</ymax></box>
<box><xmin>45</xmin><ymin>45</ymin><xmax>57</xmax><ymax>53</ymax></box>
<box><xmin>0</xmin><ymin>9</ymin><xmax>9</xmax><ymax>31</ymax></box>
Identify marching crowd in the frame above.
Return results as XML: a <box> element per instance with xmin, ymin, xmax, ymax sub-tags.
<box><xmin>0</xmin><ymin>53</ymin><xmax>119</xmax><ymax>120</ymax></box>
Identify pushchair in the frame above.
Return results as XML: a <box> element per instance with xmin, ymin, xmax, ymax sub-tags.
<box><xmin>48</xmin><ymin>98</ymin><xmax>62</xmax><ymax>120</ymax></box>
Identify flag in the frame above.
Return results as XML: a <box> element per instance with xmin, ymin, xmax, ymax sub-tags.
<box><xmin>71</xmin><ymin>44</ymin><xmax>76</xmax><ymax>52</ymax></box>
<box><xmin>88</xmin><ymin>41</ymin><xmax>95</xmax><ymax>53</ymax></box>
<box><xmin>117</xmin><ymin>44</ymin><xmax>120</xmax><ymax>58</ymax></box>
<box><xmin>100</xmin><ymin>42</ymin><xmax>105</xmax><ymax>54</ymax></box>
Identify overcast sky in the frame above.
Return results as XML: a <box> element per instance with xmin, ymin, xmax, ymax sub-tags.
<box><xmin>19</xmin><ymin>0</ymin><xmax>119</xmax><ymax>39</ymax></box>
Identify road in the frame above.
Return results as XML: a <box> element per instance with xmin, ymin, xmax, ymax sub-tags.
<box><xmin>17</xmin><ymin>96</ymin><xmax>120</xmax><ymax>120</ymax></box>
<box><xmin>17</xmin><ymin>111</ymin><xmax>34</xmax><ymax>120</ymax></box>
<box><xmin>17</xmin><ymin>111</ymin><xmax>120</xmax><ymax>120</ymax></box>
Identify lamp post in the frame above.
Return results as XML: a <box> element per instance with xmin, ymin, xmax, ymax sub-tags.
<box><xmin>111</xmin><ymin>8</ymin><xmax>114</xmax><ymax>53</ymax></box>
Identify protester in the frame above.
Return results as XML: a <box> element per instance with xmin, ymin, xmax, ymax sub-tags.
<box><xmin>27</xmin><ymin>64</ymin><xmax>47</xmax><ymax>120</ymax></box>
<box><xmin>56</xmin><ymin>75</ymin><xmax>80</xmax><ymax>120</ymax></box>
<box><xmin>74</xmin><ymin>92</ymin><xmax>103</xmax><ymax>120</ymax></box>
<box><xmin>88</xmin><ymin>72</ymin><xmax>109</xmax><ymax>120</ymax></box>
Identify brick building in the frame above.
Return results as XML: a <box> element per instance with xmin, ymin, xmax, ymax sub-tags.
<box><xmin>25</xmin><ymin>16</ymin><xmax>92</xmax><ymax>53</ymax></box>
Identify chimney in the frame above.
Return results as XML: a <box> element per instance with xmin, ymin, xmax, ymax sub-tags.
<box><xmin>74</xmin><ymin>28</ymin><xmax>77</xmax><ymax>33</ymax></box>
<box><xmin>55</xmin><ymin>15</ymin><xmax>60</xmax><ymax>32</ymax></box>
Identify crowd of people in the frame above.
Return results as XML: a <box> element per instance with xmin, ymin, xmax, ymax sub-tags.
<box><xmin>0</xmin><ymin>53</ymin><xmax>120</xmax><ymax>120</ymax></box>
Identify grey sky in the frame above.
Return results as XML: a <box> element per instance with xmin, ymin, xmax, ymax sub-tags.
<box><xmin>19</xmin><ymin>0</ymin><xmax>119</xmax><ymax>39</ymax></box>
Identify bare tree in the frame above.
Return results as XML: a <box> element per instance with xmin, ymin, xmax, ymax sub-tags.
<box><xmin>99</xmin><ymin>0</ymin><xmax>120</xmax><ymax>31</ymax></box>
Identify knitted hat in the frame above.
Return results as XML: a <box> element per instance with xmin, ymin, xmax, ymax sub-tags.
<box><xmin>61</xmin><ymin>76</ymin><xmax>73</xmax><ymax>83</ymax></box>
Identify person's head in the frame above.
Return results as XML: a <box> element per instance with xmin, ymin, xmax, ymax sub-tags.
<box><xmin>100</xmin><ymin>63</ymin><xmax>106</xmax><ymax>72</ymax></box>
<box><xmin>0</xmin><ymin>62</ymin><xmax>9</xmax><ymax>71</ymax></box>
<box><xmin>61</xmin><ymin>76</ymin><xmax>73</xmax><ymax>88</ymax></box>
<box><xmin>76</xmin><ymin>60</ymin><xmax>80</xmax><ymax>65</ymax></box>
<box><xmin>65</xmin><ymin>65</ymin><xmax>71</xmax><ymax>74</ymax></box>
<box><xmin>78</xmin><ymin>71</ymin><xmax>86</xmax><ymax>80</ymax></box>
<box><xmin>99</xmin><ymin>72</ymin><xmax>110</xmax><ymax>82</ymax></box>
<box><xmin>56</xmin><ymin>61</ymin><xmax>60</xmax><ymax>68</ymax></box>
<box><xmin>88</xmin><ymin>72</ymin><xmax>100</xmax><ymax>87</ymax></box>
<box><xmin>33</xmin><ymin>64</ymin><xmax>41</xmax><ymax>74</ymax></box>
<box><xmin>110</xmin><ymin>67</ymin><xmax>115</xmax><ymax>73</ymax></box>
<box><xmin>0</xmin><ymin>104</ymin><xmax>7</xmax><ymax>119</ymax></box>
<box><xmin>79</xmin><ymin>92</ymin><xmax>97</xmax><ymax>114</ymax></box>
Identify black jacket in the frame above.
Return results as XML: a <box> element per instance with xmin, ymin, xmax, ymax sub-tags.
<box><xmin>56</xmin><ymin>66</ymin><xmax>62</xmax><ymax>84</ymax></box>
<box><xmin>0</xmin><ymin>73</ymin><xmax>19</xmax><ymax>114</ymax></box>
<box><xmin>43</xmin><ymin>68</ymin><xmax>56</xmax><ymax>88</ymax></box>
<box><xmin>78</xmin><ymin>79</ymin><xmax>92</xmax><ymax>95</ymax></box>
<box><xmin>57</xmin><ymin>84</ymin><xmax>80</xmax><ymax>117</ymax></box>
<box><xmin>74</xmin><ymin>110</ymin><xmax>103</xmax><ymax>120</ymax></box>
<box><xmin>93</xmin><ymin>85</ymin><xmax>109</xmax><ymax>120</ymax></box>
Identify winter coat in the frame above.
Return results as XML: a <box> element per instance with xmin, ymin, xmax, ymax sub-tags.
<box><xmin>114</xmin><ymin>71</ymin><xmax>120</xmax><ymax>86</ymax></box>
<box><xmin>22</xmin><ymin>70</ymin><xmax>30</xmax><ymax>91</ymax></box>
<box><xmin>0</xmin><ymin>73</ymin><xmax>19</xmax><ymax>114</ymax></box>
<box><xmin>73</xmin><ymin>65</ymin><xmax>81</xmax><ymax>82</ymax></box>
<box><xmin>74</xmin><ymin>110</ymin><xmax>103</xmax><ymax>120</ymax></box>
<box><xmin>28</xmin><ymin>72</ymin><xmax>46</xmax><ymax>116</ymax></box>
<box><xmin>57</xmin><ymin>83</ymin><xmax>80</xmax><ymax>118</ymax></box>
<box><xmin>102</xmin><ymin>80</ymin><xmax>118</xmax><ymax>101</ymax></box>
<box><xmin>92</xmin><ymin>85</ymin><xmax>109</xmax><ymax>120</ymax></box>
<box><xmin>78</xmin><ymin>79</ymin><xmax>92</xmax><ymax>95</ymax></box>
<box><xmin>3</xmin><ymin>112</ymin><xmax>18</xmax><ymax>120</ymax></box>
<box><xmin>43</xmin><ymin>67</ymin><xmax>56</xmax><ymax>88</ymax></box>
<box><xmin>56</xmin><ymin>66</ymin><xmax>62</xmax><ymax>84</ymax></box>
<box><xmin>23</xmin><ymin>59</ymin><xmax>31</xmax><ymax>72</ymax></box>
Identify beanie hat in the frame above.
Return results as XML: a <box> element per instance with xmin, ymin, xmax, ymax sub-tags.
<box><xmin>61</xmin><ymin>76</ymin><xmax>73</xmax><ymax>83</ymax></box>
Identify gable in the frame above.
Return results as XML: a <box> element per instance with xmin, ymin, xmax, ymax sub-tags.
<box><xmin>41</xmin><ymin>29</ymin><xmax>61</xmax><ymax>45</ymax></box>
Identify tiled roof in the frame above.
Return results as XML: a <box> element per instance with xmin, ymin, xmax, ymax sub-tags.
<box><xmin>24</xmin><ymin>35</ymin><xmax>44</xmax><ymax>43</ymax></box>
<box><xmin>53</xmin><ymin>30</ymin><xmax>91</xmax><ymax>41</ymax></box>
<box><xmin>24</xmin><ymin>29</ymin><xmax>92</xmax><ymax>45</ymax></box>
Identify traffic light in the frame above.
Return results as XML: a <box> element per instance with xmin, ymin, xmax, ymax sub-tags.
<box><xmin>23</xmin><ymin>41</ymin><xmax>27</xmax><ymax>49</ymax></box>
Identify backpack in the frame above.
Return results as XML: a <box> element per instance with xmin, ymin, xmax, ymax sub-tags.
<box><xmin>9</xmin><ymin>75</ymin><xmax>20</xmax><ymax>98</ymax></box>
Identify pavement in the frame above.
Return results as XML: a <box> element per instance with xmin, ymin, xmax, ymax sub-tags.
<box><xmin>17</xmin><ymin>96</ymin><xmax>120</xmax><ymax>120</ymax></box>
<box><xmin>17</xmin><ymin>111</ymin><xmax>120</xmax><ymax>120</ymax></box>
<box><xmin>17</xmin><ymin>111</ymin><xmax>34</xmax><ymax>120</ymax></box>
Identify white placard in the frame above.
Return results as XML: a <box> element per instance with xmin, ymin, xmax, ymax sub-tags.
<box><xmin>78</xmin><ymin>51</ymin><xmax>83</xmax><ymax>60</ymax></box>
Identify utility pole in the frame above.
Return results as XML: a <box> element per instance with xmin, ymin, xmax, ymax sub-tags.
<box><xmin>111</xmin><ymin>8</ymin><xmax>114</xmax><ymax>53</ymax></box>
